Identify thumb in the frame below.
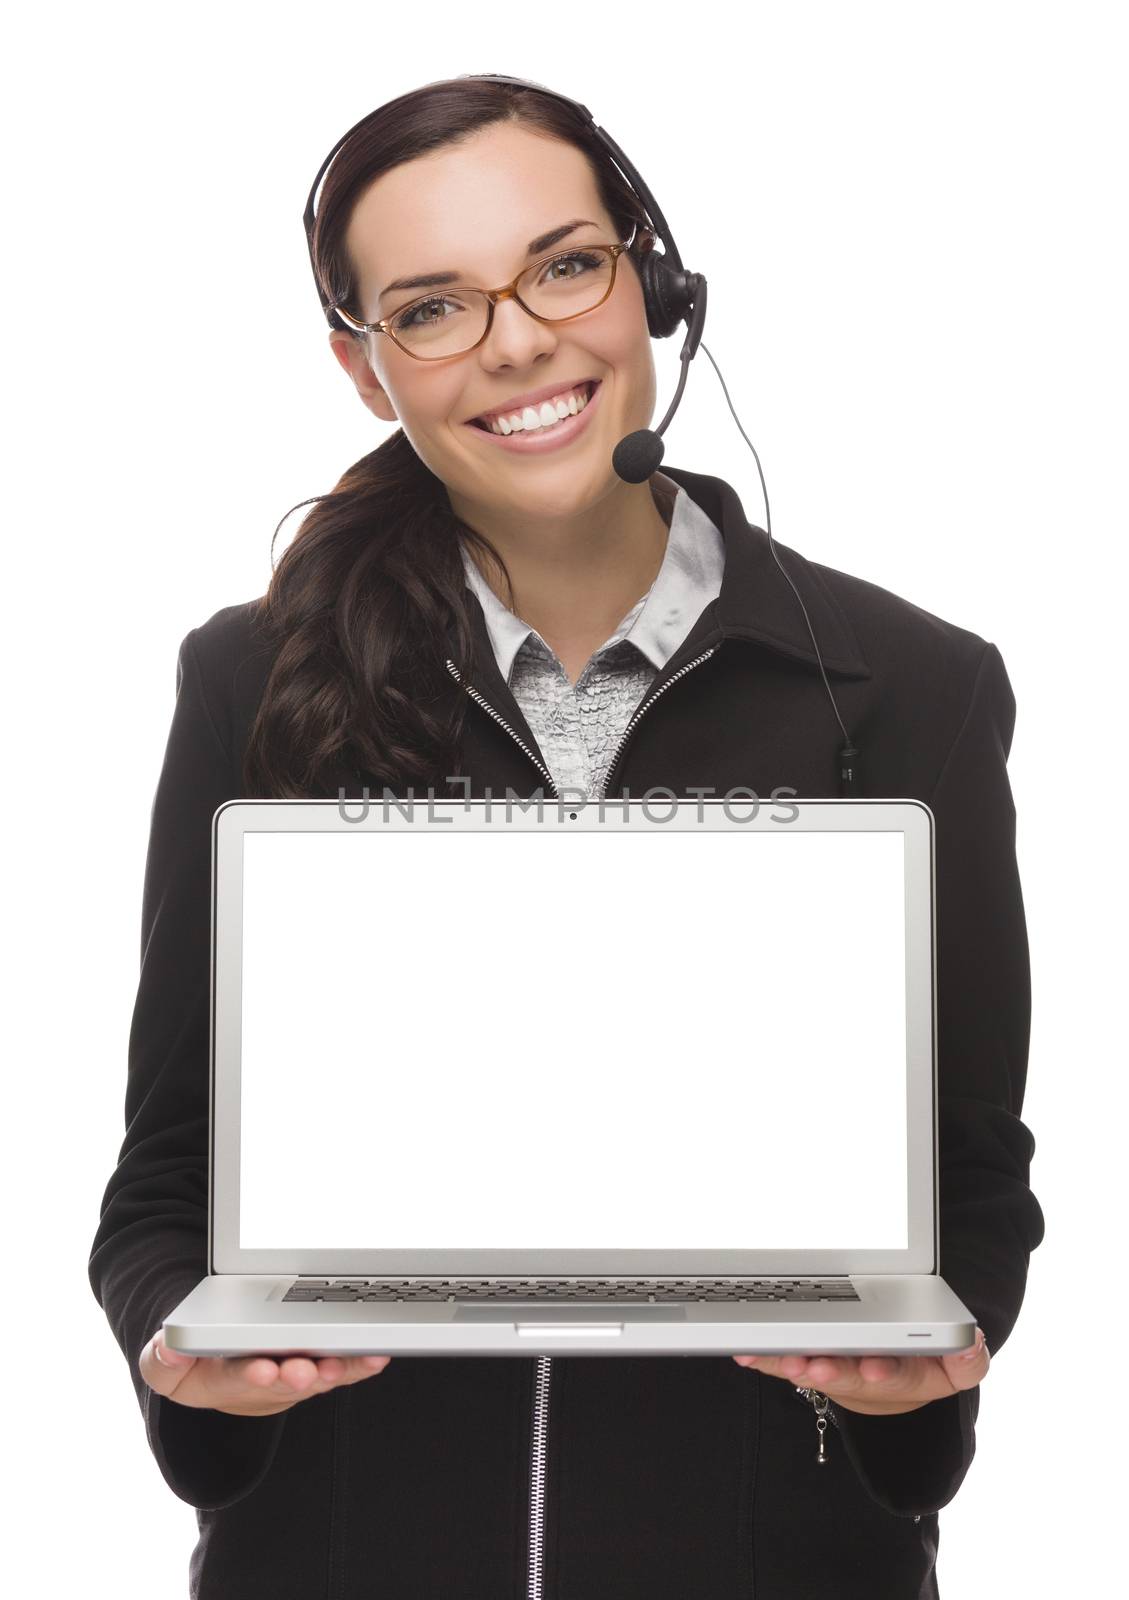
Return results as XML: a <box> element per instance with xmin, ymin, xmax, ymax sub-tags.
<box><xmin>142</xmin><ymin>1330</ymin><xmax>198</xmax><ymax>1396</ymax></box>
<box><xmin>940</xmin><ymin>1326</ymin><xmax>990</xmax><ymax>1392</ymax></box>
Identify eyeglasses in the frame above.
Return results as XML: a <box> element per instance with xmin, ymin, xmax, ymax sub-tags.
<box><xmin>332</xmin><ymin>233</ymin><xmax>651</xmax><ymax>361</ymax></box>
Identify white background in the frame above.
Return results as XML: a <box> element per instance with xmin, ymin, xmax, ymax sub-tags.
<box><xmin>4</xmin><ymin>1</ymin><xmax>1123</xmax><ymax>1593</ymax></box>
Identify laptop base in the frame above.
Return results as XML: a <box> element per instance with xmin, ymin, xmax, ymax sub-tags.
<box><xmin>164</xmin><ymin>1273</ymin><xmax>976</xmax><ymax>1357</ymax></box>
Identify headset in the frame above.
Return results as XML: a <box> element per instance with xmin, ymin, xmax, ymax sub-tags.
<box><xmin>302</xmin><ymin>73</ymin><xmax>861</xmax><ymax>796</ymax></box>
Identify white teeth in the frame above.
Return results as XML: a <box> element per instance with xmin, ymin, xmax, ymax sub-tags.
<box><xmin>487</xmin><ymin>383</ymin><xmax>591</xmax><ymax>435</ymax></box>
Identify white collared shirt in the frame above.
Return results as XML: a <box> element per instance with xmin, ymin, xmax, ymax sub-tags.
<box><xmin>459</xmin><ymin>472</ymin><xmax>725</xmax><ymax>798</ymax></box>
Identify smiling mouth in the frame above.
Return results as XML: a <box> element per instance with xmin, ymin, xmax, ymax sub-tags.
<box><xmin>469</xmin><ymin>380</ymin><xmax>600</xmax><ymax>433</ymax></box>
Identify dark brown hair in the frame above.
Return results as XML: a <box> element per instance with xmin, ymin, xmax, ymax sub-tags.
<box><xmin>242</xmin><ymin>78</ymin><xmax>653</xmax><ymax>799</ymax></box>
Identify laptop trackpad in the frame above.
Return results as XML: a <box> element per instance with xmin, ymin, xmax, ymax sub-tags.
<box><xmin>453</xmin><ymin>1305</ymin><xmax>685</xmax><ymax>1323</ymax></box>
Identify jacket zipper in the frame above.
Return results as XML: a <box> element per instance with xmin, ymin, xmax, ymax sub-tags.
<box><xmin>444</xmin><ymin>660</ymin><xmax>559</xmax><ymax>798</ymax></box>
<box><xmin>594</xmin><ymin>645</ymin><xmax>719</xmax><ymax>800</ymax></box>
<box><xmin>445</xmin><ymin>644</ymin><xmax>719</xmax><ymax>1599</ymax></box>
<box><xmin>528</xmin><ymin>1355</ymin><xmax>553</xmax><ymax>1600</ymax></box>
<box><xmin>444</xmin><ymin>643</ymin><xmax>719</xmax><ymax>805</ymax></box>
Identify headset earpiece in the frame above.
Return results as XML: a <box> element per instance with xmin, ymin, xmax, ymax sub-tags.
<box><xmin>640</xmin><ymin>249</ymin><xmax>700</xmax><ymax>340</ymax></box>
<box><xmin>640</xmin><ymin>252</ymin><xmax>693</xmax><ymax>340</ymax></box>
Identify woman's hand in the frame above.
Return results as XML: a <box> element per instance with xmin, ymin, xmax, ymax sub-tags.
<box><xmin>732</xmin><ymin>1327</ymin><xmax>989</xmax><ymax>1415</ymax></box>
<box><xmin>140</xmin><ymin>1329</ymin><xmax>392</xmax><ymax>1417</ymax></box>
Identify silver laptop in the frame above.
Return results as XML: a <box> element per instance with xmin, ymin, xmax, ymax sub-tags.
<box><xmin>163</xmin><ymin>794</ymin><xmax>975</xmax><ymax>1357</ymax></box>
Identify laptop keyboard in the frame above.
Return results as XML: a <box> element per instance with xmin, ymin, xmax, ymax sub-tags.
<box><xmin>283</xmin><ymin>1279</ymin><xmax>861</xmax><ymax>1304</ymax></box>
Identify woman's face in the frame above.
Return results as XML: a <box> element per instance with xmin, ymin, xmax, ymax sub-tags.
<box><xmin>328</xmin><ymin>120</ymin><xmax>658</xmax><ymax>528</ymax></box>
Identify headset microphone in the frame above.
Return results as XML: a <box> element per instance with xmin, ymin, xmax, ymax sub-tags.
<box><xmin>612</xmin><ymin>273</ymin><xmax>707</xmax><ymax>483</ymax></box>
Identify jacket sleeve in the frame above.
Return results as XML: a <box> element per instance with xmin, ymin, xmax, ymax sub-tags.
<box><xmin>831</xmin><ymin>640</ymin><xmax>1046</xmax><ymax>1517</ymax></box>
<box><xmin>88</xmin><ymin>626</ymin><xmax>288</xmax><ymax>1509</ymax></box>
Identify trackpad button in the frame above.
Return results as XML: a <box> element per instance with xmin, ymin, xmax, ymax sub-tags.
<box><xmin>453</xmin><ymin>1305</ymin><xmax>685</xmax><ymax>1324</ymax></box>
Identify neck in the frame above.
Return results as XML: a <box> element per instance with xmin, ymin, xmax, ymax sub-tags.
<box><xmin>451</xmin><ymin>476</ymin><xmax>674</xmax><ymax>652</ymax></box>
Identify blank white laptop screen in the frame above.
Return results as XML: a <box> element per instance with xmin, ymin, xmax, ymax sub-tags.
<box><xmin>237</xmin><ymin>829</ymin><xmax>908</xmax><ymax>1249</ymax></box>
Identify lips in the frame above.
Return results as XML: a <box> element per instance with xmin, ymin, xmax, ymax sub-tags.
<box><xmin>470</xmin><ymin>380</ymin><xmax>599</xmax><ymax>431</ymax></box>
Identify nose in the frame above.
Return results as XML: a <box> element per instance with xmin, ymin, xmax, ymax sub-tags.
<box><xmin>478</xmin><ymin>292</ymin><xmax>559</xmax><ymax>372</ymax></box>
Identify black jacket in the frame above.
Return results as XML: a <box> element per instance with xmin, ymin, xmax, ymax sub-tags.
<box><xmin>89</xmin><ymin>464</ymin><xmax>1045</xmax><ymax>1599</ymax></box>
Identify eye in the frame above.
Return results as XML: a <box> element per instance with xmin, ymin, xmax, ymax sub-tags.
<box><xmin>540</xmin><ymin>250</ymin><xmax>604</xmax><ymax>283</ymax></box>
<box><xmin>393</xmin><ymin>296</ymin><xmax>462</xmax><ymax>332</ymax></box>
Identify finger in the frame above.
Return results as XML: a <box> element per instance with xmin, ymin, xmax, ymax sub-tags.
<box><xmin>336</xmin><ymin>1354</ymin><xmax>393</xmax><ymax>1382</ymax></box>
<box><xmin>312</xmin><ymin>1354</ymin><xmax>381</xmax><ymax>1380</ymax></box>
<box><xmin>142</xmin><ymin>1331</ymin><xmax>198</xmax><ymax>1397</ymax></box>
<box><xmin>732</xmin><ymin>1352</ymin><xmax>830</xmax><ymax>1383</ymax></box>
<box><xmin>732</xmin><ymin>1353</ymin><xmax>904</xmax><ymax>1392</ymax></box>
<box><xmin>238</xmin><ymin>1356</ymin><xmax>285</xmax><ymax>1388</ymax></box>
<box><xmin>305</xmin><ymin>1354</ymin><xmax>392</xmax><ymax>1384</ymax></box>
<box><xmin>235</xmin><ymin>1354</ymin><xmax>342</xmax><ymax>1391</ymax></box>
<box><xmin>203</xmin><ymin>1354</ymin><xmax>322</xmax><ymax>1401</ymax></box>
<box><xmin>275</xmin><ymin>1356</ymin><xmax>324</xmax><ymax>1390</ymax></box>
<box><xmin>243</xmin><ymin>1353</ymin><xmax>391</xmax><ymax>1392</ymax></box>
<box><xmin>940</xmin><ymin>1327</ymin><xmax>990</xmax><ymax>1391</ymax></box>
<box><xmin>857</xmin><ymin>1355</ymin><xmax>903</xmax><ymax>1383</ymax></box>
<box><xmin>736</xmin><ymin>1353</ymin><xmax>853</xmax><ymax>1383</ymax></box>
<box><xmin>811</xmin><ymin>1355</ymin><xmax>912</xmax><ymax>1392</ymax></box>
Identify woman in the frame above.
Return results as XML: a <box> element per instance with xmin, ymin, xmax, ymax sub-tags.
<box><xmin>89</xmin><ymin>76</ymin><xmax>1044</xmax><ymax>1598</ymax></box>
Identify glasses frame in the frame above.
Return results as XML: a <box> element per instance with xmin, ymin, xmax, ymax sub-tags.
<box><xmin>332</xmin><ymin>229</ymin><xmax>654</xmax><ymax>360</ymax></box>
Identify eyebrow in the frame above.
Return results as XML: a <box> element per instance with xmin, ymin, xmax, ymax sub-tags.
<box><xmin>378</xmin><ymin>219</ymin><xmax>601</xmax><ymax>300</ymax></box>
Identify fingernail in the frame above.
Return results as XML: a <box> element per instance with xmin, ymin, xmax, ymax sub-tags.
<box><xmin>154</xmin><ymin>1341</ymin><xmax>187</xmax><ymax>1366</ymax></box>
<box><xmin>961</xmin><ymin>1331</ymin><xmax>983</xmax><ymax>1360</ymax></box>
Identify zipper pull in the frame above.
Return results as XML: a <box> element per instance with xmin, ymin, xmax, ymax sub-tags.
<box><xmin>795</xmin><ymin>1386</ymin><xmax>833</xmax><ymax>1464</ymax></box>
<box><xmin>795</xmin><ymin>1388</ymin><xmax>921</xmax><ymax>1522</ymax></box>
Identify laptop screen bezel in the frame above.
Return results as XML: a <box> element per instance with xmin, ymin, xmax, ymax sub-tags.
<box><xmin>208</xmin><ymin>796</ymin><xmax>938</xmax><ymax>1277</ymax></box>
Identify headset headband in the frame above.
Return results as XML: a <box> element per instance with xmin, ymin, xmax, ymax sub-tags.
<box><xmin>301</xmin><ymin>73</ymin><xmax>685</xmax><ymax>330</ymax></box>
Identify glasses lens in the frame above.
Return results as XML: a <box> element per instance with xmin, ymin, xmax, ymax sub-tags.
<box><xmin>389</xmin><ymin>290</ymin><xmax>491</xmax><ymax>359</ymax></box>
<box><xmin>517</xmin><ymin>246</ymin><xmax>616</xmax><ymax>321</ymax></box>
<box><xmin>389</xmin><ymin>247</ymin><xmax>616</xmax><ymax>359</ymax></box>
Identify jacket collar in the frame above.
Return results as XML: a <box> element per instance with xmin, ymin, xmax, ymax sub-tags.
<box><xmin>658</xmin><ymin>465</ymin><xmax>871</xmax><ymax>679</ymax></box>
